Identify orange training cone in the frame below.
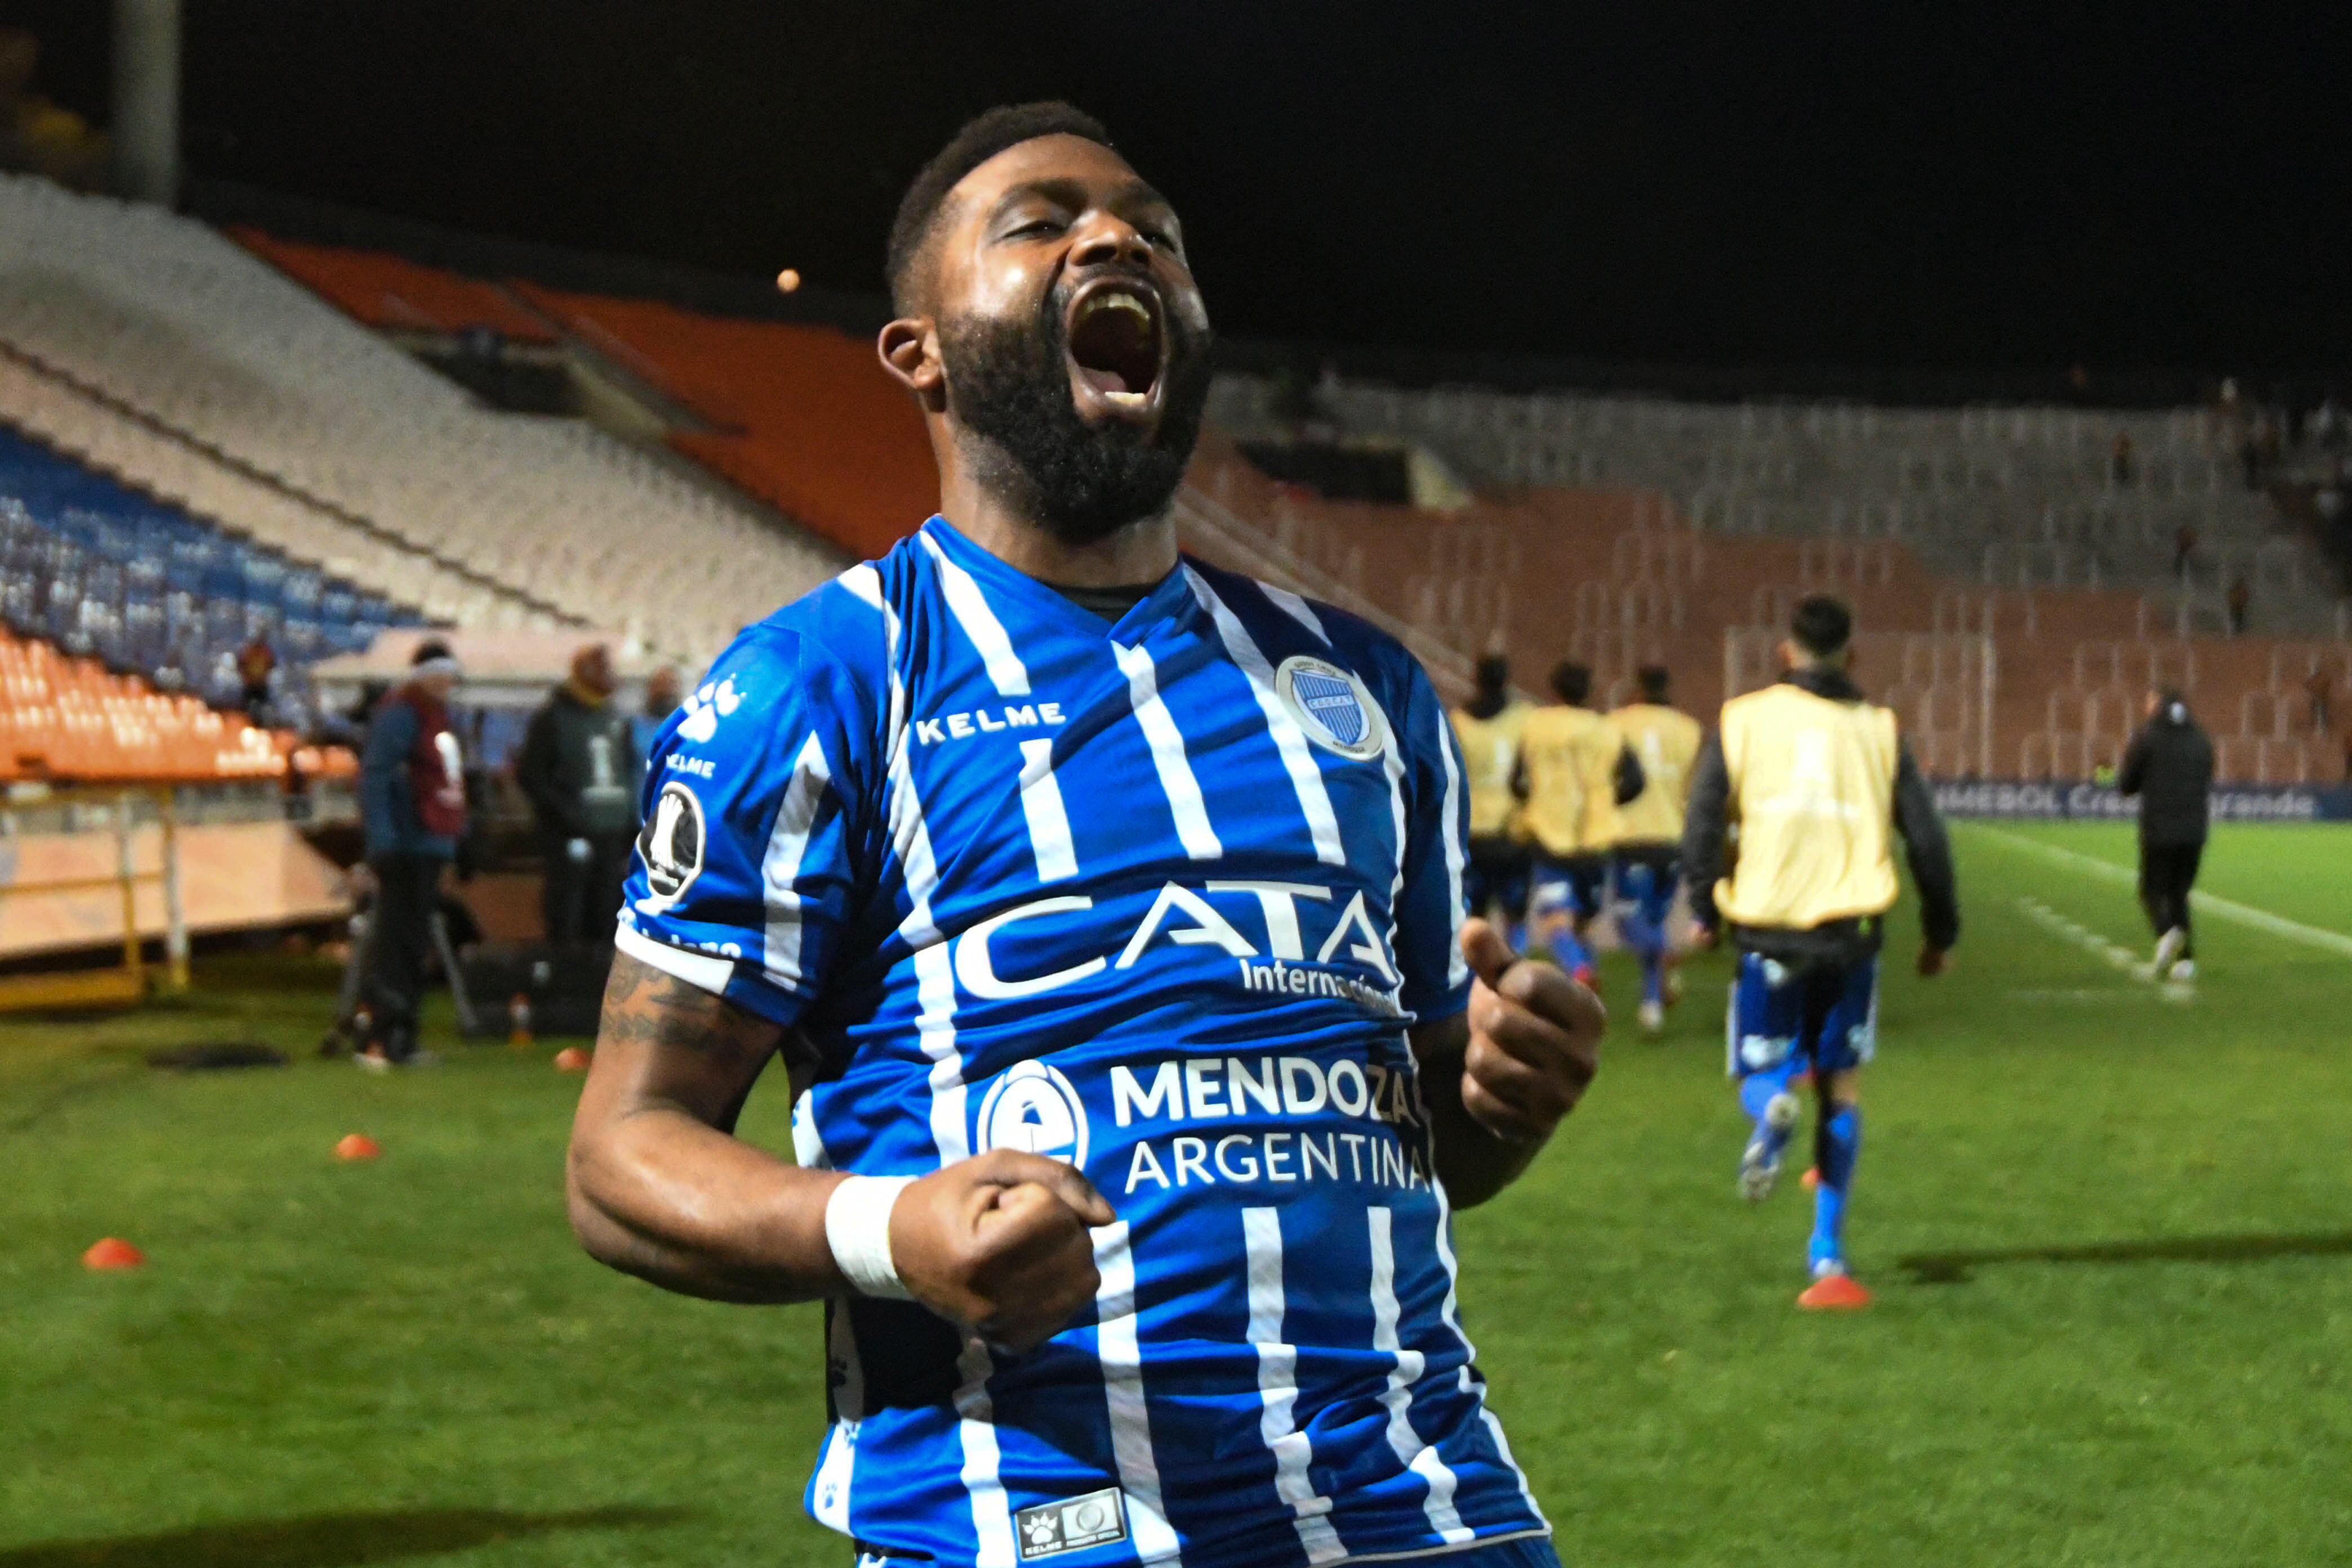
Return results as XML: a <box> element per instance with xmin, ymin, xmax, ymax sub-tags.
<box><xmin>553</xmin><ymin>1046</ymin><xmax>591</xmax><ymax>1072</ymax></box>
<box><xmin>1797</xmin><ymin>1273</ymin><xmax>1872</xmax><ymax>1311</ymax></box>
<box><xmin>83</xmin><ymin>1237</ymin><xmax>144</xmax><ymax>1271</ymax></box>
<box><xmin>335</xmin><ymin>1133</ymin><xmax>382</xmax><ymax>1161</ymax></box>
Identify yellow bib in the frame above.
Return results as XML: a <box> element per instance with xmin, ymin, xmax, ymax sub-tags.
<box><xmin>1450</xmin><ymin>701</ymin><xmax>1532</xmax><ymax>838</ymax></box>
<box><xmin>1606</xmin><ymin>703</ymin><xmax>1704</xmax><ymax>846</ymax></box>
<box><xmin>1517</xmin><ymin>706</ymin><xmax>1622</xmax><ymax>856</ymax></box>
<box><xmin>1714</xmin><ymin>684</ymin><xmax>1901</xmax><ymax>931</ymax></box>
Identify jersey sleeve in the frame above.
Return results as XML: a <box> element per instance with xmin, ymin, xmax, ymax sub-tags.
<box><xmin>617</xmin><ymin>621</ymin><xmax>880</xmax><ymax>1027</ymax></box>
<box><xmin>1391</xmin><ymin>658</ymin><xmax>1474</xmax><ymax>1023</ymax></box>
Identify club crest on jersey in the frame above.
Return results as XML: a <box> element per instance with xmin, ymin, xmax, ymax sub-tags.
<box><xmin>636</xmin><ymin>781</ymin><xmax>706</xmax><ymax>912</ymax></box>
<box><xmin>1276</xmin><ymin>655</ymin><xmax>1384</xmax><ymax>761</ymax></box>
<box><xmin>975</xmin><ymin>1059</ymin><xmax>1090</xmax><ymax>1168</ymax></box>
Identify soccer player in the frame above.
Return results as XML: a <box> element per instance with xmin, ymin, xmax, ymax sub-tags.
<box><xmin>1604</xmin><ymin>666</ymin><xmax>1703</xmax><ymax>1035</ymax></box>
<box><xmin>1515</xmin><ymin>662</ymin><xmax>1641</xmax><ymax>988</ymax></box>
<box><xmin>1681</xmin><ymin>596</ymin><xmax>1958</xmax><ymax>1309</ymax></box>
<box><xmin>2117</xmin><ymin>687</ymin><xmax>2215</xmax><ymax>982</ymax></box>
<box><xmin>565</xmin><ymin>104</ymin><xmax>1603</xmax><ymax>1568</ymax></box>
<box><xmin>1449</xmin><ymin>654</ymin><xmax>1533</xmax><ymax>946</ymax></box>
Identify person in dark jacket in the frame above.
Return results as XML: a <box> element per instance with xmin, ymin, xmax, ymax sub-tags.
<box><xmin>2118</xmin><ymin>688</ymin><xmax>2215</xmax><ymax>981</ymax></box>
<box><xmin>516</xmin><ymin>644</ymin><xmax>637</xmax><ymax>945</ymax></box>
<box><xmin>357</xmin><ymin>639</ymin><xmax>468</xmax><ymax>1068</ymax></box>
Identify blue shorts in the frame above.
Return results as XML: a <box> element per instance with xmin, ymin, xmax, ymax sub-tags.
<box><xmin>1529</xmin><ymin>854</ymin><xmax>1607</xmax><ymax>921</ymax></box>
<box><xmin>1609</xmin><ymin>850</ymin><xmax>1680</xmax><ymax>926</ymax></box>
<box><xmin>1726</xmin><ymin>951</ymin><xmax>1879</xmax><ymax>1079</ymax></box>
<box><xmin>855</xmin><ymin>1531</ymin><xmax>1560</xmax><ymax>1568</ymax></box>
<box><xmin>1463</xmin><ymin>835</ymin><xmax>1531</xmax><ymax>924</ymax></box>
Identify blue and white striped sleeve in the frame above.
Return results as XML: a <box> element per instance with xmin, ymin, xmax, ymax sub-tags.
<box><xmin>617</xmin><ymin>622</ymin><xmax>877</xmax><ymax>1027</ymax></box>
<box><xmin>1392</xmin><ymin>658</ymin><xmax>1474</xmax><ymax>1023</ymax></box>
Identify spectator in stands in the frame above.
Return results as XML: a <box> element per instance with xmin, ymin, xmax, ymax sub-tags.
<box><xmin>518</xmin><ymin>644</ymin><xmax>637</xmax><ymax>946</ymax></box>
<box><xmin>2110</xmin><ymin>431</ymin><xmax>2134</xmax><ymax>487</ymax></box>
<box><xmin>630</xmin><ymin>663</ymin><xmax>683</xmax><ymax>803</ymax></box>
<box><xmin>235</xmin><ymin>635</ymin><xmax>278</xmax><ymax>723</ymax></box>
<box><xmin>2308</xmin><ymin>667</ymin><xmax>2333</xmax><ymax>734</ymax></box>
<box><xmin>2172</xmin><ymin>524</ymin><xmax>2198</xmax><ymax>581</ymax></box>
<box><xmin>357</xmin><ymin>640</ymin><xmax>468</xmax><ymax>1068</ymax></box>
<box><xmin>2118</xmin><ymin>688</ymin><xmax>2214</xmax><ymax>982</ymax></box>
<box><xmin>2226</xmin><ymin>576</ymin><xmax>2251</xmax><ymax>635</ymax></box>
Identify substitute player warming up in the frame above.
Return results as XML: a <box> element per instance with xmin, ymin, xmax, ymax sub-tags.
<box><xmin>1603</xmin><ymin>666</ymin><xmax>1702</xmax><ymax>1035</ymax></box>
<box><xmin>1681</xmin><ymin>597</ymin><xmax>1958</xmax><ymax>1309</ymax></box>
<box><xmin>565</xmin><ymin>104</ymin><xmax>1603</xmax><ymax>1568</ymax></box>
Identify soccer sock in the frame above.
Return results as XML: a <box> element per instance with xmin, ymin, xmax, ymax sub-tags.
<box><xmin>1553</xmin><ymin>926</ymin><xmax>1593</xmax><ymax>976</ymax></box>
<box><xmin>1738</xmin><ymin>1061</ymin><xmax>1800</xmax><ymax>1151</ymax></box>
<box><xmin>1616</xmin><ymin>905</ymin><xmax>1665</xmax><ymax>1003</ymax></box>
<box><xmin>1811</xmin><ymin>1103</ymin><xmax>1862</xmax><ymax>1264</ymax></box>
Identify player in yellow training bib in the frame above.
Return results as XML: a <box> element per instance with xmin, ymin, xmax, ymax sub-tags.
<box><xmin>1605</xmin><ymin>666</ymin><xmax>1704</xmax><ymax>1035</ymax></box>
<box><xmin>1517</xmin><ymin>661</ymin><xmax>1642</xmax><ymax>988</ymax></box>
<box><xmin>1449</xmin><ymin>654</ymin><xmax>1534</xmax><ymax>945</ymax></box>
<box><xmin>1681</xmin><ymin>596</ymin><xmax>1958</xmax><ymax>1309</ymax></box>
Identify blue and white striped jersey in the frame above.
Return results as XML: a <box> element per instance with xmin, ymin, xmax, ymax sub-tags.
<box><xmin>621</xmin><ymin>516</ymin><xmax>1548</xmax><ymax>1568</ymax></box>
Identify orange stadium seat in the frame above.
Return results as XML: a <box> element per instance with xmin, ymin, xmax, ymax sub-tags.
<box><xmin>231</xmin><ymin>229</ymin><xmax>558</xmax><ymax>342</ymax></box>
<box><xmin>507</xmin><ymin>284</ymin><xmax>936</xmax><ymax>562</ymax></box>
<box><xmin>0</xmin><ymin>628</ymin><xmax>338</xmax><ymax>784</ymax></box>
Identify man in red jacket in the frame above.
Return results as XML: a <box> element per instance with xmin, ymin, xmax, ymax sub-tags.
<box><xmin>357</xmin><ymin>639</ymin><xmax>467</xmax><ymax>1067</ymax></box>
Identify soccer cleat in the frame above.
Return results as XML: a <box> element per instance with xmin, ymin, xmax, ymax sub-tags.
<box><xmin>1661</xmin><ymin>965</ymin><xmax>1685</xmax><ymax>1007</ymax></box>
<box><xmin>2151</xmin><ymin>926</ymin><xmax>2186</xmax><ymax>974</ymax></box>
<box><xmin>1571</xmin><ymin>964</ymin><xmax>1598</xmax><ymax>991</ymax></box>
<box><xmin>1738</xmin><ymin>1092</ymin><xmax>1802</xmax><ymax>1202</ymax></box>
<box><xmin>1637</xmin><ymin>999</ymin><xmax>1665</xmax><ymax>1035</ymax></box>
<box><xmin>2167</xmin><ymin>959</ymin><xmax>2195</xmax><ymax>982</ymax></box>
<box><xmin>1801</xmin><ymin>1166</ymin><xmax>1821</xmax><ymax>1192</ymax></box>
<box><xmin>1797</xmin><ymin>1266</ymin><xmax>1872</xmax><ymax>1311</ymax></box>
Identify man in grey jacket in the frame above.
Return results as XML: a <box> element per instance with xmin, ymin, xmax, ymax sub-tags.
<box><xmin>516</xmin><ymin>644</ymin><xmax>637</xmax><ymax>946</ymax></box>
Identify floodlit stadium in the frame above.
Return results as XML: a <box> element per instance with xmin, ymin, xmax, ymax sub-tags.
<box><xmin>3</xmin><ymin>10</ymin><xmax>2349</xmax><ymax>1568</ymax></box>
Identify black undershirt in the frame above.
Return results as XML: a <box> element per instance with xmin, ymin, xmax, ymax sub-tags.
<box><xmin>1048</xmin><ymin>581</ymin><xmax>1159</xmax><ymax>621</ymax></box>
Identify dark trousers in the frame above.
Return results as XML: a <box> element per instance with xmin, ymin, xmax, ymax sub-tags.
<box><xmin>363</xmin><ymin>853</ymin><xmax>446</xmax><ymax>1059</ymax></box>
<box><xmin>541</xmin><ymin>831</ymin><xmax>634</xmax><ymax>945</ymax></box>
<box><xmin>2138</xmin><ymin>839</ymin><xmax>2204</xmax><ymax>955</ymax></box>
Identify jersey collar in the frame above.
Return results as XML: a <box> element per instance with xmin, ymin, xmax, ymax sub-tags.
<box><xmin>920</xmin><ymin>514</ymin><xmax>1195</xmax><ymax>642</ymax></box>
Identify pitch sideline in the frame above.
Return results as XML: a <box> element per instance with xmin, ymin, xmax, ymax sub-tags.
<box><xmin>1962</xmin><ymin>823</ymin><xmax>2352</xmax><ymax>960</ymax></box>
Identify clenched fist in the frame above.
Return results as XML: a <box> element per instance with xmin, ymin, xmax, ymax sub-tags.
<box><xmin>889</xmin><ymin>1150</ymin><xmax>1116</xmax><ymax>1353</ymax></box>
<box><xmin>1458</xmin><ymin>919</ymin><xmax>1604</xmax><ymax>1144</ymax></box>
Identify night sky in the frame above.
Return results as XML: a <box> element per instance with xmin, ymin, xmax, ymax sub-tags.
<box><xmin>9</xmin><ymin>2</ymin><xmax>2351</xmax><ymax>375</ymax></box>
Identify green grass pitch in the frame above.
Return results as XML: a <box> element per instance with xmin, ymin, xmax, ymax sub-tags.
<box><xmin>3</xmin><ymin>822</ymin><xmax>2349</xmax><ymax>1566</ymax></box>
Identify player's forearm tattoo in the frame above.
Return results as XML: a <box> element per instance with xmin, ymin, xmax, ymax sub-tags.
<box><xmin>596</xmin><ymin>952</ymin><xmax>779</xmax><ymax>1062</ymax></box>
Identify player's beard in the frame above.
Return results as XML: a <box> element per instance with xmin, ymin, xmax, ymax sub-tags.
<box><xmin>939</xmin><ymin>288</ymin><xmax>1213</xmax><ymax>547</ymax></box>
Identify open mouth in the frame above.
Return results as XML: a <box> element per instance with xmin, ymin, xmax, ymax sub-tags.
<box><xmin>1064</xmin><ymin>278</ymin><xmax>1165</xmax><ymax>420</ymax></box>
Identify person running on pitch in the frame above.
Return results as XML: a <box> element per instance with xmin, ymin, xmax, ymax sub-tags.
<box><xmin>1681</xmin><ymin>596</ymin><xmax>1959</xmax><ymax>1309</ymax></box>
<box><xmin>1605</xmin><ymin>665</ymin><xmax>1703</xmax><ymax>1035</ymax></box>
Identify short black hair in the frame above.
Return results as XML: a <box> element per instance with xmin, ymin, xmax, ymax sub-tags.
<box><xmin>1550</xmin><ymin>661</ymin><xmax>1592</xmax><ymax>705</ymax></box>
<box><xmin>1636</xmin><ymin>665</ymin><xmax>1671</xmax><ymax>702</ymax></box>
<box><xmin>1474</xmin><ymin>654</ymin><xmax>1510</xmax><ymax>694</ymax></box>
<box><xmin>887</xmin><ymin>101</ymin><xmax>1113</xmax><ymax>313</ymax></box>
<box><xmin>410</xmin><ymin>638</ymin><xmax>454</xmax><ymax>666</ymax></box>
<box><xmin>1790</xmin><ymin>595</ymin><xmax>1853</xmax><ymax>658</ymax></box>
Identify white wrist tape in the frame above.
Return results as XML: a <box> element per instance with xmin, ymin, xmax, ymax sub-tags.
<box><xmin>825</xmin><ymin>1174</ymin><xmax>917</xmax><ymax>1300</ymax></box>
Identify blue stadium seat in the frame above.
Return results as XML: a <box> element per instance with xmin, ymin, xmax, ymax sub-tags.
<box><xmin>0</xmin><ymin>425</ymin><xmax>424</xmax><ymax>730</ymax></box>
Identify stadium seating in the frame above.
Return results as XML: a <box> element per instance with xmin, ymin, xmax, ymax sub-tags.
<box><xmin>0</xmin><ymin>625</ymin><xmax>333</xmax><ymax>783</ymax></box>
<box><xmin>1205</xmin><ymin>374</ymin><xmax>2352</xmax><ymax>783</ymax></box>
<box><xmin>0</xmin><ymin>425</ymin><xmax>414</xmax><ymax>728</ymax></box>
<box><xmin>0</xmin><ymin>175</ymin><xmax>841</xmax><ymax>664</ymax></box>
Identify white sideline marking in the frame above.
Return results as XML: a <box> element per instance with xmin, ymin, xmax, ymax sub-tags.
<box><xmin>1966</xmin><ymin>825</ymin><xmax>2352</xmax><ymax>960</ymax></box>
<box><xmin>2014</xmin><ymin>897</ymin><xmax>2192</xmax><ymax>1005</ymax></box>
